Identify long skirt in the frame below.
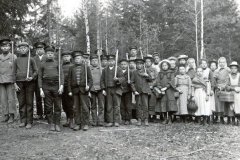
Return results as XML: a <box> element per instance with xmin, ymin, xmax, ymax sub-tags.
<box><xmin>207</xmin><ymin>82</ymin><xmax>216</xmax><ymax>112</ymax></box>
<box><xmin>176</xmin><ymin>86</ymin><xmax>189</xmax><ymax>115</ymax></box>
<box><xmin>229</xmin><ymin>91</ymin><xmax>240</xmax><ymax>116</ymax></box>
<box><xmin>194</xmin><ymin>88</ymin><xmax>211</xmax><ymax>116</ymax></box>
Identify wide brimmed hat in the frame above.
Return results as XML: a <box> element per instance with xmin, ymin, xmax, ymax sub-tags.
<box><xmin>0</xmin><ymin>39</ymin><xmax>11</xmax><ymax>46</ymax></box>
<box><xmin>144</xmin><ymin>54</ymin><xmax>154</xmax><ymax>61</ymax></box>
<box><xmin>135</xmin><ymin>58</ymin><xmax>145</xmax><ymax>64</ymax></box>
<box><xmin>229</xmin><ymin>61</ymin><xmax>239</xmax><ymax>67</ymax></box>
<box><xmin>168</xmin><ymin>56</ymin><xmax>177</xmax><ymax>61</ymax></box>
<box><xmin>160</xmin><ymin>59</ymin><xmax>171</xmax><ymax>67</ymax></box>
<box><xmin>178</xmin><ymin>55</ymin><xmax>188</xmax><ymax>60</ymax></box>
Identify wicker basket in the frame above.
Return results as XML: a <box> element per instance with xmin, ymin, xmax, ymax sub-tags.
<box><xmin>217</xmin><ymin>91</ymin><xmax>234</xmax><ymax>102</ymax></box>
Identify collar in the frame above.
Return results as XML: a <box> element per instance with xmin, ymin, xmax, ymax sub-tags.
<box><xmin>109</xmin><ymin>66</ymin><xmax>114</xmax><ymax>70</ymax></box>
<box><xmin>19</xmin><ymin>54</ymin><xmax>27</xmax><ymax>57</ymax></box>
<box><xmin>232</xmin><ymin>73</ymin><xmax>237</xmax><ymax>76</ymax></box>
<box><xmin>202</xmin><ymin>67</ymin><xmax>207</xmax><ymax>70</ymax></box>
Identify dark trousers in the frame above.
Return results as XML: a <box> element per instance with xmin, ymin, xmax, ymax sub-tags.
<box><xmin>74</xmin><ymin>92</ymin><xmax>90</xmax><ymax>125</ymax></box>
<box><xmin>148</xmin><ymin>91</ymin><xmax>156</xmax><ymax>115</ymax></box>
<box><xmin>136</xmin><ymin>93</ymin><xmax>148</xmax><ymax>120</ymax></box>
<box><xmin>120</xmin><ymin>92</ymin><xmax>132</xmax><ymax>121</ymax></box>
<box><xmin>34</xmin><ymin>79</ymin><xmax>44</xmax><ymax>116</ymax></box>
<box><xmin>62</xmin><ymin>86</ymin><xmax>74</xmax><ymax>119</ymax></box>
<box><xmin>90</xmin><ymin>90</ymin><xmax>105</xmax><ymax>124</ymax></box>
<box><xmin>16</xmin><ymin>81</ymin><xmax>35</xmax><ymax>124</ymax></box>
<box><xmin>106</xmin><ymin>87</ymin><xmax>120</xmax><ymax>123</ymax></box>
<box><xmin>42</xmin><ymin>82</ymin><xmax>61</xmax><ymax>125</ymax></box>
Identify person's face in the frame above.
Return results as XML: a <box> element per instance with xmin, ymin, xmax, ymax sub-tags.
<box><xmin>162</xmin><ymin>62</ymin><xmax>169</xmax><ymax>71</ymax></box>
<box><xmin>210</xmin><ymin>63</ymin><xmax>217</xmax><ymax>71</ymax></box>
<box><xmin>179</xmin><ymin>66</ymin><xmax>186</xmax><ymax>75</ymax></box>
<box><xmin>120</xmin><ymin>61</ymin><xmax>128</xmax><ymax>70</ymax></box>
<box><xmin>154</xmin><ymin>56</ymin><xmax>160</xmax><ymax>64</ymax></box>
<box><xmin>179</xmin><ymin>59</ymin><xmax>186</xmax><ymax>65</ymax></box>
<box><xmin>196</xmin><ymin>68</ymin><xmax>203</xmax><ymax>76</ymax></box>
<box><xmin>130</xmin><ymin>49</ymin><xmax>137</xmax><ymax>57</ymax></box>
<box><xmin>62</xmin><ymin>55</ymin><xmax>71</xmax><ymax>63</ymax></box>
<box><xmin>75</xmin><ymin>56</ymin><xmax>82</xmax><ymax>65</ymax></box>
<box><xmin>129</xmin><ymin>62</ymin><xmax>135</xmax><ymax>69</ymax></box>
<box><xmin>136</xmin><ymin>63</ymin><xmax>143</xmax><ymax>70</ymax></box>
<box><xmin>36</xmin><ymin>48</ymin><xmax>45</xmax><ymax>56</ymax></box>
<box><xmin>108</xmin><ymin>59</ymin><xmax>115</xmax><ymax>67</ymax></box>
<box><xmin>19</xmin><ymin>46</ymin><xmax>29</xmax><ymax>54</ymax></box>
<box><xmin>91</xmin><ymin>59</ymin><xmax>99</xmax><ymax>67</ymax></box>
<box><xmin>101</xmin><ymin>59</ymin><xmax>108</xmax><ymax>67</ymax></box>
<box><xmin>231</xmin><ymin>66</ymin><xmax>238</xmax><ymax>74</ymax></box>
<box><xmin>46</xmin><ymin>51</ymin><xmax>54</xmax><ymax>59</ymax></box>
<box><xmin>1</xmin><ymin>44</ymin><xmax>10</xmax><ymax>52</ymax></box>
<box><xmin>145</xmin><ymin>59</ymin><xmax>152</xmax><ymax>67</ymax></box>
<box><xmin>188</xmin><ymin>59</ymin><xmax>195</xmax><ymax>68</ymax></box>
<box><xmin>201</xmin><ymin>60</ymin><xmax>208</xmax><ymax>69</ymax></box>
<box><xmin>170</xmin><ymin>60</ymin><xmax>176</xmax><ymax>69</ymax></box>
<box><xmin>219</xmin><ymin>59</ymin><xmax>226</xmax><ymax>68</ymax></box>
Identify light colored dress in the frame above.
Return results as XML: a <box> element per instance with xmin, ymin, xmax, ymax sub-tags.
<box><xmin>227</xmin><ymin>73</ymin><xmax>240</xmax><ymax>115</ymax></box>
<box><xmin>175</xmin><ymin>74</ymin><xmax>191</xmax><ymax>115</ymax></box>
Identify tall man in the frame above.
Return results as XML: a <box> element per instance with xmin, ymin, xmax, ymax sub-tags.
<box><xmin>38</xmin><ymin>46</ymin><xmax>64</xmax><ymax>132</ymax></box>
<box><xmin>101</xmin><ymin>55</ymin><xmax>125</xmax><ymax>127</ymax></box>
<box><xmin>33</xmin><ymin>42</ymin><xmax>47</xmax><ymax>120</ymax></box>
<box><xmin>0</xmin><ymin>39</ymin><xmax>17</xmax><ymax>123</ymax></box>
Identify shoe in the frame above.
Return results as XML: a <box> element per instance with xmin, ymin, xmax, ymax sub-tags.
<box><xmin>98</xmin><ymin>122</ymin><xmax>105</xmax><ymax>126</ymax></box>
<box><xmin>83</xmin><ymin>125</ymin><xmax>89</xmax><ymax>131</ymax></box>
<box><xmin>7</xmin><ymin>114</ymin><xmax>14</xmax><ymax>124</ymax></box>
<box><xmin>55</xmin><ymin>125</ymin><xmax>61</xmax><ymax>132</ymax></box>
<box><xmin>19</xmin><ymin>123</ymin><xmax>26</xmax><ymax>128</ymax></box>
<box><xmin>124</xmin><ymin>120</ymin><xmax>130</xmax><ymax>125</ymax></box>
<box><xmin>49</xmin><ymin>124</ymin><xmax>55</xmax><ymax>131</ymax></box>
<box><xmin>34</xmin><ymin>115</ymin><xmax>43</xmax><ymax>120</ymax></box>
<box><xmin>203</xmin><ymin>117</ymin><xmax>206</xmax><ymax>126</ymax></box>
<box><xmin>121</xmin><ymin>120</ymin><xmax>125</xmax><ymax>125</ymax></box>
<box><xmin>91</xmin><ymin>122</ymin><xmax>97</xmax><ymax>126</ymax></box>
<box><xmin>144</xmin><ymin>119</ymin><xmax>149</xmax><ymax>126</ymax></box>
<box><xmin>162</xmin><ymin>119</ymin><xmax>168</xmax><ymax>124</ymax></box>
<box><xmin>168</xmin><ymin>117</ymin><xmax>172</xmax><ymax>124</ymax></box>
<box><xmin>105</xmin><ymin>123</ymin><xmax>113</xmax><ymax>127</ymax></box>
<box><xmin>115</xmin><ymin>122</ymin><xmax>119</xmax><ymax>127</ymax></box>
<box><xmin>232</xmin><ymin>117</ymin><xmax>236</xmax><ymax>126</ymax></box>
<box><xmin>69</xmin><ymin>119</ymin><xmax>74</xmax><ymax>129</ymax></box>
<box><xmin>136</xmin><ymin>119</ymin><xmax>141</xmax><ymax>126</ymax></box>
<box><xmin>2</xmin><ymin>115</ymin><xmax>9</xmax><ymax>122</ymax></box>
<box><xmin>26</xmin><ymin>124</ymin><xmax>32</xmax><ymax>129</ymax></box>
<box><xmin>73</xmin><ymin>125</ymin><xmax>81</xmax><ymax>131</ymax></box>
<box><xmin>63</xmin><ymin>119</ymin><xmax>70</xmax><ymax>127</ymax></box>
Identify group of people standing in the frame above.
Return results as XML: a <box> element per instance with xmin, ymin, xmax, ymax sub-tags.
<box><xmin>1</xmin><ymin>38</ymin><xmax>240</xmax><ymax>132</ymax></box>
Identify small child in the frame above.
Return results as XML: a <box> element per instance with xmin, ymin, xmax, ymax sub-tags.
<box><xmin>192</xmin><ymin>66</ymin><xmax>211</xmax><ymax>125</ymax></box>
<box><xmin>154</xmin><ymin>59</ymin><xmax>177</xmax><ymax>124</ymax></box>
<box><xmin>175</xmin><ymin>65</ymin><xmax>191</xmax><ymax>123</ymax></box>
<box><xmin>130</xmin><ymin>58</ymin><xmax>152</xmax><ymax>126</ymax></box>
<box><xmin>13</xmin><ymin>42</ymin><xmax>38</xmax><ymax>129</ymax></box>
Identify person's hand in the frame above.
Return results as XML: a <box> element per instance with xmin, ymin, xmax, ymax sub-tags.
<box><xmin>134</xmin><ymin>91</ymin><xmax>139</xmax><ymax>95</ymax></box>
<box><xmin>217</xmin><ymin>87</ymin><xmax>222</xmax><ymax>91</ymax></box>
<box><xmin>206</xmin><ymin>95</ymin><xmax>209</xmax><ymax>101</ymax></box>
<box><xmin>58</xmin><ymin>85</ymin><xmax>64</xmax><ymax>95</ymax></box>
<box><xmin>178</xmin><ymin>90</ymin><xmax>183</xmax><ymax>94</ymax></box>
<box><xmin>14</xmin><ymin>83</ymin><xmax>20</xmax><ymax>92</ymax></box>
<box><xmin>210</xmin><ymin>90</ymin><xmax>214</xmax><ymax>96</ymax></box>
<box><xmin>26</xmin><ymin>77</ymin><xmax>33</xmax><ymax>81</ymax></box>
<box><xmin>150</xmin><ymin>86</ymin><xmax>153</xmax><ymax>89</ymax></box>
<box><xmin>191</xmin><ymin>96</ymin><xmax>195</xmax><ymax>102</ymax></box>
<box><xmin>142</xmin><ymin>73</ymin><xmax>149</xmax><ymax>77</ymax></box>
<box><xmin>85</xmin><ymin>85</ymin><xmax>89</xmax><ymax>91</ymax></box>
<box><xmin>161</xmin><ymin>87</ymin><xmax>167</xmax><ymax>92</ymax></box>
<box><xmin>128</xmin><ymin>80</ymin><xmax>131</xmax><ymax>84</ymax></box>
<box><xmin>102</xmin><ymin>90</ymin><xmax>107</xmax><ymax>96</ymax></box>
<box><xmin>40</xmin><ymin>88</ymin><xmax>45</xmax><ymax>98</ymax></box>
<box><xmin>187</xmin><ymin>95</ymin><xmax>191</xmax><ymax>100</ymax></box>
<box><xmin>113</xmin><ymin>77</ymin><xmax>119</xmax><ymax>81</ymax></box>
<box><xmin>68</xmin><ymin>92</ymin><xmax>72</xmax><ymax>96</ymax></box>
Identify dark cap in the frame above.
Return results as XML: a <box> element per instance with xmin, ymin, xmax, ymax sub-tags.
<box><xmin>0</xmin><ymin>39</ymin><xmax>11</xmax><ymax>46</ymax></box>
<box><xmin>129</xmin><ymin>59</ymin><xmax>136</xmax><ymax>63</ymax></box>
<box><xmin>107</xmin><ymin>55</ymin><xmax>115</xmax><ymax>60</ymax></box>
<box><xmin>71</xmin><ymin>50</ymin><xmax>84</xmax><ymax>58</ymax></box>
<box><xmin>90</xmin><ymin>54</ymin><xmax>98</xmax><ymax>60</ymax></box>
<box><xmin>152</xmin><ymin>52</ymin><xmax>160</xmax><ymax>57</ymax></box>
<box><xmin>129</xmin><ymin>46</ymin><xmax>137</xmax><ymax>50</ymax></box>
<box><xmin>34</xmin><ymin>42</ymin><xmax>46</xmax><ymax>49</ymax></box>
<box><xmin>135</xmin><ymin>58</ymin><xmax>145</xmax><ymax>64</ymax></box>
<box><xmin>178</xmin><ymin>54</ymin><xmax>188</xmax><ymax>60</ymax></box>
<box><xmin>101</xmin><ymin>55</ymin><xmax>107</xmax><ymax>60</ymax></box>
<box><xmin>119</xmin><ymin>58</ymin><xmax>128</xmax><ymax>63</ymax></box>
<box><xmin>61</xmin><ymin>51</ymin><xmax>71</xmax><ymax>57</ymax></box>
<box><xmin>209</xmin><ymin>59</ymin><xmax>218</xmax><ymax>65</ymax></box>
<box><xmin>45</xmin><ymin>46</ymin><xmax>55</xmax><ymax>52</ymax></box>
<box><xmin>18</xmin><ymin>42</ymin><xmax>29</xmax><ymax>48</ymax></box>
<box><xmin>83</xmin><ymin>53</ymin><xmax>90</xmax><ymax>59</ymax></box>
<box><xmin>144</xmin><ymin>54</ymin><xmax>154</xmax><ymax>61</ymax></box>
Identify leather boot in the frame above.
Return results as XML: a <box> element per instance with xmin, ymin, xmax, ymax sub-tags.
<box><xmin>7</xmin><ymin>114</ymin><xmax>14</xmax><ymax>124</ymax></box>
<box><xmin>19</xmin><ymin>123</ymin><xmax>26</xmax><ymax>128</ymax></box>
<box><xmin>144</xmin><ymin>119</ymin><xmax>149</xmax><ymax>126</ymax></box>
<box><xmin>73</xmin><ymin>125</ymin><xmax>81</xmax><ymax>131</ymax></box>
<box><xmin>83</xmin><ymin>125</ymin><xmax>89</xmax><ymax>131</ymax></box>
<box><xmin>69</xmin><ymin>119</ymin><xmax>74</xmax><ymax>129</ymax></box>
<box><xmin>227</xmin><ymin>117</ymin><xmax>231</xmax><ymax>125</ymax></box>
<box><xmin>124</xmin><ymin>120</ymin><xmax>130</xmax><ymax>125</ymax></box>
<box><xmin>173</xmin><ymin>115</ymin><xmax>177</xmax><ymax>123</ymax></box>
<box><xmin>214</xmin><ymin>116</ymin><xmax>219</xmax><ymax>123</ymax></box>
<box><xmin>49</xmin><ymin>124</ymin><xmax>55</xmax><ymax>131</ymax></box>
<box><xmin>162</xmin><ymin>118</ymin><xmax>168</xmax><ymax>124</ymax></box>
<box><xmin>168</xmin><ymin>114</ymin><xmax>172</xmax><ymax>124</ymax></box>
<box><xmin>237</xmin><ymin>117</ymin><xmax>240</xmax><ymax>126</ymax></box>
<box><xmin>232</xmin><ymin>117</ymin><xmax>235</xmax><ymax>126</ymax></box>
<box><xmin>136</xmin><ymin>118</ymin><xmax>141</xmax><ymax>126</ymax></box>
<box><xmin>220</xmin><ymin>117</ymin><xmax>224</xmax><ymax>124</ymax></box>
<box><xmin>105</xmin><ymin>123</ymin><xmax>113</xmax><ymax>127</ymax></box>
<box><xmin>63</xmin><ymin>118</ymin><xmax>70</xmax><ymax>127</ymax></box>
<box><xmin>203</xmin><ymin>117</ymin><xmax>206</xmax><ymax>126</ymax></box>
<box><xmin>26</xmin><ymin>123</ymin><xmax>32</xmax><ymax>129</ymax></box>
<box><xmin>55</xmin><ymin>125</ymin><xmax>61</xmax><ymax>132</ymax></box>
<box><xmin>197</xmin><ymin>117</ymin><xmax>201</xmax><ymax>124</ymax></box>
<box><xmin>183</xmin><ymin>117</ymin><xmax>186</xmax><ymax>124</ymax></box>
<box><xmin>2</xmin><ymin>115</ymin><xmax>9</xmax><ymax>122</ymax></box>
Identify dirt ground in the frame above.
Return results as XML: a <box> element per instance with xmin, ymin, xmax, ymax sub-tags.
<box><xmin>0</xmin><ymin>115</ymin><xmax>240</xmax><ymax>160</ymax></box>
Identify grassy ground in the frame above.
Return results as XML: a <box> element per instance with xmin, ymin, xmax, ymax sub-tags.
<box><xmin>0</xmin><ymin>116</ymin><xmax>240</xmax><ymax>160</ymax></box>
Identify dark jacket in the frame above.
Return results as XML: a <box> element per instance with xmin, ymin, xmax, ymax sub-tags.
<box><xmin>121</xmin><ymin>69</ymin><xmax>132</xmax><ymax>93</ymax></box>
<box><xmin>68</xmin><ymin>64</ymin><xmax>93</xmax><ymax>95</ymax></box>
<box><xmin>33</xmin><ymin>55</ymin><xmax>47</xmax><ymax>69</ymax></box>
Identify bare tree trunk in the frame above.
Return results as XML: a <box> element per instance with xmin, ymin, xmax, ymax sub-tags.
<box><xmin>200</xmin><ymin>0</ymin><xmax>204</xmax><ymax>59</ymax></box>
<box><xmin>195</xmin><ymin>0</ymin><xmax>199</xmax><ymax>64</ymax></box>
<box><xmin>105</xmin><ymin>14</ymin><xmax>108</xmax><ymax>55</ymax></box>
<box><xmin>83</xmin><ymin>0</ymin><xmax>90</xmax><ymax>55</ymax></box>
<box><xmin>47</xmin><ymin>0</ymin><xmax>51</xmax><ymax>44</ymax></box>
